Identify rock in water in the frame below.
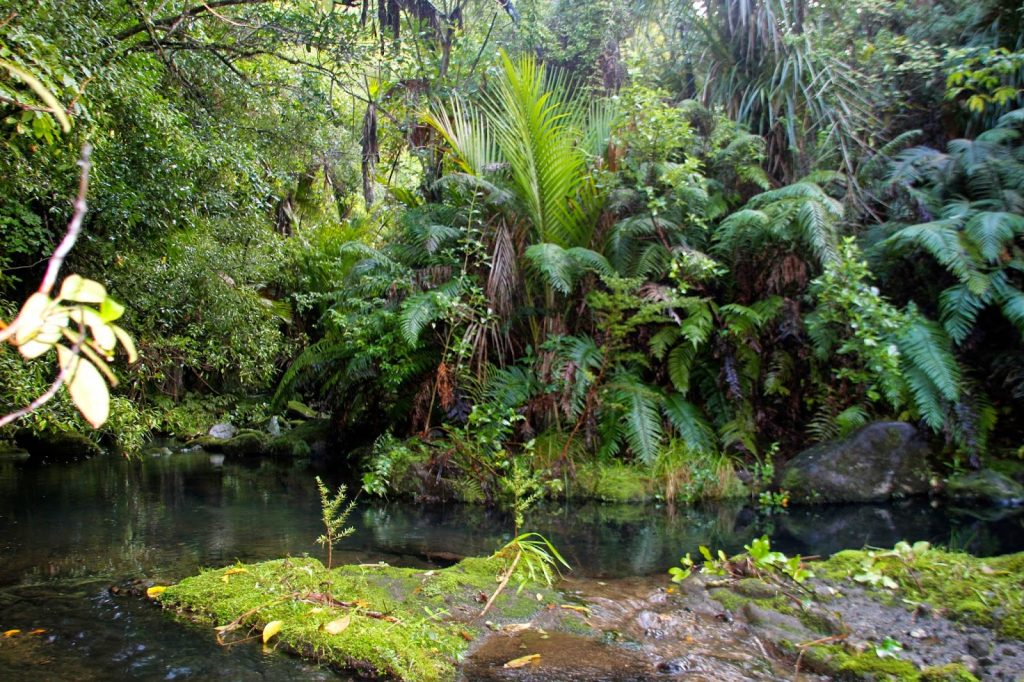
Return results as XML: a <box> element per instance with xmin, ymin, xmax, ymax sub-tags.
<box><xmin>208</xmin><ymin>422</ymin><xmax>237</xmax><ymax>440</ymax></box>
<box><xmin>945</xmin><ymin>469</ymin><xmax>1024</xmax><ymax>506</ymax></box>
<box><xmin>779</xmin><ymin>422</ymin><xmax>932</xmax><ymax>503</ymax></box>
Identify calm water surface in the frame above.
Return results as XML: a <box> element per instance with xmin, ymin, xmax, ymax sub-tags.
<box><xmin>1</xmin><ymin>451</ymin><xmax>1021</xmax><ymax>680</ymax></box>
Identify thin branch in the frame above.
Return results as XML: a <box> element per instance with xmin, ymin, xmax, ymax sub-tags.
<box><xmin>0</xmin><ymin>321</ymin><xmax>85</xmax><ymax>430</ymax></box>
<box><xmin>39</xmin><ymin>145</ymin><xmax>92</xmax><ymax>296</ymax></box>
<box><xmin>115</xmin><ymin>0</ymin><xmax>271</xmax><ymax>41</ymax></box>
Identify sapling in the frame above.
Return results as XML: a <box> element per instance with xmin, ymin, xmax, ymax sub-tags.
<box><xmin>315</xmin><ymin>476</ymin><xmax>356</xmax><ymax>569</ymax></box>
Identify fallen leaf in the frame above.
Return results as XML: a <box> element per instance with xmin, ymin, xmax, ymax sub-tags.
<box><xmin>309</xmin><ymin>607</ymin><xmax>324</xmax><ymax>614</ymax></box>
<box><xmin>458</xmin><ymin>630</ymin><xmax>473</xmax><ymax>641</ymax></box>
<box><xmin>559</xmin><ymin>604</ymin><xmax>590</xmax><ymax>615</ymax></box>
<box><xmin>323</xmin><ymin>615</ymin><xmax>351</xmax><ymax>635</ymax></box>
<box><xmin>146</xmin><ymin>586</ymin><xmax>167</xmax><ymax>599</ymax></box>
<box><xmin>224</xmin><ymin>567</ymin><xmax>248</xmax><ymax>576</ymax></box>
<box><xmin>503</xmin><ymin>653</ymin><xmax>540</xmax><ymax>669</ymax></box>
<box><xmin>262</xmin><ymin>620</ymin><xmax>283</xmax><ymax>643</ymax></box>
<box><xmin>27</xmin><ymin>628</ymin><xmax>47</xmax><ymax>636</ymax></box>
<box><xmin>502</xmin><ymin>623</ymin><xmax>531</xmax><ymax>633</ymax></box>
<box><xmin>353</xmin><ymin>599</ymin><xmax>370</xmax><ymax>609</ymax></box>
<box><xmin>3</xmin><ymin>629</ymin><xmax>21</xmax><ymax>637</ymax></box>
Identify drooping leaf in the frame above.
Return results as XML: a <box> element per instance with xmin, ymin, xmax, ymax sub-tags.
<box><xmin>56</xmin><ymin>344</ymin><xmax>110</xmax><ymax>427</ymax></box>
<box><xmin>262</xmin><ymin>620</ymin><xmax>283</xmax><ymax>643</ymax></box>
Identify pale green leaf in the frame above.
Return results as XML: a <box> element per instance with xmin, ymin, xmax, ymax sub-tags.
<box><xmin>56</xmin><ymin>344</ymin><xmax>110</xmax><ymax>427</ymax></box>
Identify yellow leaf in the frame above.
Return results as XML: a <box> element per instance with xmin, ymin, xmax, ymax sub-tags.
<box><xmin>27</xmin><ymin>628</ymin><xmax>47</xmax><ymax>636</ymax></box>
<box><xmin>308</xmin><ymin>607</ymin><xmax>324</xmax><ymax>614</ymax></box>
<box><xmin>262</xmin><ymin>620</ymin><xmax>283</xmax><ymax>643</ymax></box>
<box><xmin>503</xmin><ymin>653</ymin><xmax>540</xmax><ymax>669</ymax></box>
<box><xmin>59</xmin><ymin>275</ymin><xmax>106</xmax><ymax>304</ymax></box>
<box><xmin>13</xmin><ymin>293</ymin><xmax>52</xmax><ymax>346</ymax></box>
<box><xmin>112</xmin><ymin>325</ymin><xmax>137</xmax><ymax>362</ymax></box>
<box><xmin>323</xmin><ymin>615</ymin><xmax>351</xmax><ymax>635</ymax></box>
<box><xmin>3</xmin><ymin>629</ymin><xmax>21</xmax><ymax>637</ymax></box>
<box><xmin>224</xmin><ymin>567</ymin><xmax>248</xmax><ymax>576</ymax></box>
<box><xmin>57</xmin><ymin>345</ymin><xmax>110</xmax><ymax>427</ymax></box>
<box><xmin>146</xmin><ymin>585</ymin><xmax>167</xmax><ymax>599</ymax></box>
<box><xmin>353</xmin><ymin>599</ymin><xmax>370</xmax><ymax>609</ymax></box>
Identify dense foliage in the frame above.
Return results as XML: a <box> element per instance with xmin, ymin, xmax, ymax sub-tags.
<box><xmin>2</xmin><ymin>1</ymin><xmax>1022</xmax><ymax>496</ymax></box>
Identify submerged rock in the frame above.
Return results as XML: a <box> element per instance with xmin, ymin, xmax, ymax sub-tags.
<box><xmin>779</xmin><ymin>421</ymin><xmax>932</xmax><ymax>503</ymax></box>
<box><xmin>945</xmin><ymin>469</ymin><xmax>1024</xmax><ymax>507</ymax></box>
<box><xmin>14</xmin><ymin>429</ymin><xmax>103</xmax><ymax>462</ymax></box>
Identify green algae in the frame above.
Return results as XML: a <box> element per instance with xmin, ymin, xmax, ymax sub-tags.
<box><xmin>819</xmin><ymin>546</ymin><xmax>1024</xmax><ymax>639</ymax></box>
<box><xmin>158</xmin><ymin>554</ymin><xmax>563</xmax><ymax>681</ymax></box>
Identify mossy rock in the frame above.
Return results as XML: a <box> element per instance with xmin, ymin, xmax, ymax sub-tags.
<box><xmin>819</xmin><ymin>547</ymin><xmax>1024</xmax><ymax>639</ymax></box>
<box><xmin>14</xmin><ymin>429</ymin><xmax>103</xmax><ymax>462</ymax></box>
<box><xmin>265</xmin><ymin>419</ymin><xmax>330</xmax><ymax>458</ymax></box>
<box><xmin>158</xmin><ymin>553</ymin><xmax>565</xmax><ymax>681</ymax></box>
<box><xmin>779</xmin><ymin>421</ymin><xmax>932</xmax><ymax>503</ymax></box>
<box><xmin>221</xmin><ymin>430</ymin><xmax>269</xmax><ymax>457</ymax></box>
<box><xmin>945</xmin><ymin>469</ymin><xmax>1024</xmax><ymax>506</ymax></box>
<box><xmin>802</xmin><ymin>645</ymin><xmax>979</xmax><ymax>681</ymax></box>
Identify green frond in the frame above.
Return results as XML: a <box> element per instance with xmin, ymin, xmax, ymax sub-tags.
<box><xmin>524</xmin><ymin>243</ymin><xmax>574</xmax><ymax>295</ymax></box>
<box><xmin>610</xmin><ymin>373</ymin><xmax>664</xmax><ymax>466</ymax></box>
<box><xmin>648</xmin><ymin>327</ymin><xmax>680</xmax><ymax>360</ymax></box>
<box><xmin>662</xmin><ymin>394</ymin><xmax>716</xmax><ymax>456</ymax></box>
<box><xmin>399</xmin><ymin>290</ymin><xmax>444</xmax><ymax>345</ymax></box>
<box><xmin>566</xmin><ymin>247</ymin><xmax>615</xmax><ymax>279</ymax></box>
<box><xmin>903</xmin><ymin>365</ymin><xmax>947</xmax><ymax>431</ymax></box>
<box><xmin>997</xmin><ymin>285</ymin><xmax>1024</xmax><ymax>334</ymax></box>
<box><xmin>679</xmin><ymin>298</ymin><xmax>715</xmax><ymax>347</ymax></box>
<box><xmin>666</xmin><ymin>344</ymin><xmax>696</xmax><ymax>394</ymax></box>
<box><xmin>885</xmin><ymin>220</ymin><xmax>987</xmax><ymax>292</ymax></box>
<box><xmin>897</xmin><ymin>315</ymin><xmax>961</xmax><ymax>403</ymax></box>
<box><xmin>835</xmin><ymin>404</ymin><xmax>870</xmax><ymax>438</ymax></box>
<box><xmin>964</xmin><ymin>211</ymin><xmax>1024</xmax><ymax>263</ymax></box>
<box><xmin>939</xmin><ymin>284</ymin><xmax>989</xmax><ymax>344</ymax></box>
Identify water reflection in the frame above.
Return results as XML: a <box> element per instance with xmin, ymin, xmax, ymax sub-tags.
<box><xmin>0</xmin><ymin>452</ymin><xmax>1020</xmax><ymax>680</ymax></box>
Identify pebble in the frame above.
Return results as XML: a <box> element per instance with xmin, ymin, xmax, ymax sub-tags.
<box><xmin>967</xmin><ymin>635</ymin><xmax>990</xmax><ymax>657</ymax></box>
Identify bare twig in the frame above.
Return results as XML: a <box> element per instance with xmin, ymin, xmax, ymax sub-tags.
<box><xmin>479</xmin><ymin>549</ymin><xmax>521</xmax><ymax>618</ymax></box>
<box><xmin>39</xmin><ymin>145</ymin><xmax>92</xmax><ymax>296</ymax></box>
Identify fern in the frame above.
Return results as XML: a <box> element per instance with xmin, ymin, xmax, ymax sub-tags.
<box><xmin>662</xmin><ymin>394</ymin><xmax>716</xmax><ymax>455</ymax></box>
<box><xmin>610</xmin><ymin>373</ymin><xmax>663</xmax><ymax>466</ymax></box>
<box><xmin>897</xmin><ymin>314</ymin><xmax>961</xmax><ymax>403</ymax></box>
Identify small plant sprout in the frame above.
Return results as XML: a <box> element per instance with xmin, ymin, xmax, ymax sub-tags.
<box><xmin>315</xmin><ymin>476</ymin><xmax>356</xmax><ymax>569</ymax></box>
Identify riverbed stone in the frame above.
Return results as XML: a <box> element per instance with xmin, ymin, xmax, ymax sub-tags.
<box><xmin>208</xmin><ymin>422</ymin><xmax>237</xmax><ymax>440</ymax></box>
<box><xmin>946</xmin><ymin>469</ymin><xmax>1024</xmax><ymax>506</ymax></box>
<box><xmin>779</xmin><ymin>421</ymin><xmax>932</xmax><ymax>503</ymax></box>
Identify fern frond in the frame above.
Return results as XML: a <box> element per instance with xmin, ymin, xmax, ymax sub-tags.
<box><xmin>897</xmin><ymin>315</ymin><xmax>960</xmax><ymax>403</ymax></box>
<box><xmin>399</xmin><ymin>290</ymin><xmax>444</xmax><ymax>345</ymax></box>
<box><xmin>662</xmin><ymin>394</ymin><xmax>716</xmax><ymax>455</ymax></box>
<box><xmin>939</xmin><ymin>284</ymin><xmax>989</xmax><ymax>344</ymax></box>
<box><xmin>610</xmin><ymin>372</ymin><xmax>664</xmax><ymax>466</ymax></box>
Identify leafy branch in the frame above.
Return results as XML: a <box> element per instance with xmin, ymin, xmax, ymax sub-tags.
<box><xmin>315</xmin><ymin>476</ymin><xmax>356</xmax><ymax>570</ymax></box>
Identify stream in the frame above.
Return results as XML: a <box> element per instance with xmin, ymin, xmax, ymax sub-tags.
<box><xmin>1</xmin><ymin>451</ymin><xmax>1021</xmax><ymax>680</ymax></box>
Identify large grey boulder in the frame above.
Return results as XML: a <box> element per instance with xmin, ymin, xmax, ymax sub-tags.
<box><xmin>779</xmin><ymin>422</ymin><xmax>932</xmax><ymax>503</ymax></box>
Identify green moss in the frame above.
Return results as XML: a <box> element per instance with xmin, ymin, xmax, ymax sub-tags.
<box><xmin>572</xmin><ymin>461</ymin><xmax>653</xmax><ymax>503</ymax></box>
<box><xmin>920</xmin><ymin>663</ymin><xmax>980</xmax><ymax>681</ymax></box>
<box><xmin>819</xmin><ymin>547</ymin><xmax>1024</xmax><ymax>639</ymax></box>
<box><xmin>222</xmin><ymin>430</ymin><xmax>269</xmax><ymax>457</ymax></box>
<box><xmin>159</xmin><ymin>554</ymin><xmax>558</xmax><ymax>681</ymax></box>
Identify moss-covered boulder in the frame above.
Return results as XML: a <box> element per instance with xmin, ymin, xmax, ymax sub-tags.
<box><xmin>945</xmin><ymin>469</ymin><xmax>1024</xmax><ymax>506</ymax></box>
<box><xmin>14</xmin><ymin>429</ymin><xmax>103</xmax><ymax>462</ymax></box>
<box><xmin>221</xmin><ymin>429</ymin><xmax>269</xmax><ymax>457</ymax></box>
<box><xmin>779</xmin><ymin>421</ymin><xmax>932</xmax><ymax>503</ymax></box>
<box><xmin>156</xmin><ymin>553</ymin><xmax>575</xmax><ymax>681</ymax></box>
